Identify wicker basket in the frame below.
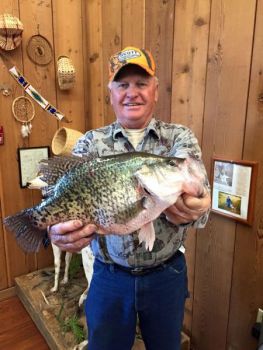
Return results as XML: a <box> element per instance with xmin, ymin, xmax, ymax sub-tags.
<box><xmin>51</xmin><ymin>127</ymin><xmax>84</xmax><ymax>156</ymax></box>
<box><xmin>0</xmin><ymin>13</ymin><xmax>23</xmax><ymax>50</ymax></box>
<box><xmin>57</xmin><ymin>56</ymin><xmax>76</xmax><ymax>90</ymax></box>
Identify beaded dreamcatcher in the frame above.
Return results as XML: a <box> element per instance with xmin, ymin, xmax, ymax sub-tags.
<box><xmin>12</xmin><ymin>96</ymin><xmax>35</xmax><ymax>138</ymax></box>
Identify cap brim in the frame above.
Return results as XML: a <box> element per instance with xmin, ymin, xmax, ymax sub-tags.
<box><xmin>110</xmin><ymin>62</ymin><xmax>155</xmax><ymax>82</ymax></box>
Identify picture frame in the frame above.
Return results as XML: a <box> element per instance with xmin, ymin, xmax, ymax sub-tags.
<box><xmin>211</xmin><ymin>157</ymin><xmax>258</xmax><ymax>225</ymax></box>
<box><xmin>18</xmin><ymin>146</ymin><xmax>50</xmax><ymax>188</ymax></box>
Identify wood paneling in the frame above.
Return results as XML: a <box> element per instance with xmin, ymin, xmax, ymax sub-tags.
<box><xmin>0</xmin><ymin>169</ymin><xmax>8</xmax><ymax>290</ymax></box>
<box><xmin>171</xmin><ymin>0</ymin><xmax>210</xmax><ymax>136</ymax></box>
<box><xmin>145</xmin><ymin>0</ymin><xmax>175</xmax><ymax>122</ymax></box>
<box><xmin>122</xmin><ymin>0</ymin><xmax>145</xmax><ymax>48</ymax></box>
<box><xmin>1</xmin><ymin>1</ymin><xmax>263</xmax><ymax>349</ymax></box>
<box><xmin>101</xmin><ymin>0</ymin><xmax>122</xmax><ymax>126</ymax></box>
<box><xmin>53</xmin><ymin>0</ymin><xmax>86</xmax><ymax>133</ymax></box>
<box><xmin>193</xmin><ymin>1</ymin><xmax>257</xmax><ymax>350</ymax></box>
<box><xmin>227</xmin><ymin>0</ymin><xmax>263</xmax><ymax>348</ymax></box>
<box><xmin>83</xmin><ymin>0</ymin><xmax>104</xmax><ymax>130</ymax></box>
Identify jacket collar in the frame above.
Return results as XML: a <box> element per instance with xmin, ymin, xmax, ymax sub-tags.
<box><xmin>112</xmin><ymin>117</ymin><xmax>160</xmax><ymax>140</ymax></box>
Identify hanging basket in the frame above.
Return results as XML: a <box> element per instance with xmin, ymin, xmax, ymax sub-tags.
<box><xmin>57</xmin><ymin>56</ymin><xmax>76</xmax><ymax>90</ymax></box>
<box><xmin>0</xmin><ymin>13</ymin><xmax>23</xmax><ymax>51</ymax></box>
<box><xmin>51</xmin><ymin>127</ymin><xmax>83</xmax><ymax>156</ymax></box>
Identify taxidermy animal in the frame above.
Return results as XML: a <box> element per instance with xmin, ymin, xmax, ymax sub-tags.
<box><xmin>50</xmin><ymin>244</ymin><xmax>94</xmax><ymax>350</ymax></box>
<box><xmin>50</xmin><ymin>243</ymin><xmax>94</xmax><ymax>307</ymax></box>
<box><xmin>4</xmin><ymin>152</ymin><xmax>206</xmax><ymax>253</ymax></box>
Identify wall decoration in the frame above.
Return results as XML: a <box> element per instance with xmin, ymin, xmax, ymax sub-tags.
<box><xmin>0</xmin><ymin>50</ymin><xmax>71</xmax><ymax>123</ymax></box>
<box><xmin>211</xmin><ymin>157</ymin><xmax>258</xmax><ymax>225</ymax></box>
<box><xmin>12</xmin><ymin>96</ymin><xmax>35</xmax><ymax>138</ymax></box>
<box><xmin>51</xmin><ymin>127</ymin><xmax>83</xmax><ymax>155</ymax></box>
<box><xmin>18</xmin><ymin>146</ymin><xmax>50</xmax><ymax>188</ymax></box>
<box><xmin>26</xmin><ymin>34</ymin><xmax>53</xmax><ymax>66</ymax></box>
<box><xmin>0</xmin><ymin>13</ymin><xmax>23</xmax><ymax>51</ymax></box>
<box><xmin>57</xmin><ymin>56</ymin><xmax>76</xmax><ymax>90</ymax></box>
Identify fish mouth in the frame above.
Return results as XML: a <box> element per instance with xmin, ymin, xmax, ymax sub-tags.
<box><xmin>143</xmin><ymin>187</ymin><xmax>152</xmax><ymax>196</ymax></box>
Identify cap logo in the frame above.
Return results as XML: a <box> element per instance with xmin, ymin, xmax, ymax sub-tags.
<box><xmin>118</xmin><ymin>49</ymin><xmax>141</xmax><ymax>62</ymax></box>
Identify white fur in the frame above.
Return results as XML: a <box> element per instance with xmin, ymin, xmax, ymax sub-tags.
<box><xmin>50</xmin><ymin>243</ymin><xmax>94</xmax><ymax>350</ymax></box>
<box><xmin>50</xmin><ymin>243</ymin><xmax>94</xmax><ymax>306</ymax></box>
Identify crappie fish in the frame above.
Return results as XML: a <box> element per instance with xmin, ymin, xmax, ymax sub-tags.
<box><xmin>4</xmin><ymin>152</ymin><xmax>206</xmax><ymax>253</ymax></box>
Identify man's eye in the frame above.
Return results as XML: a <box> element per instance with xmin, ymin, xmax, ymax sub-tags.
<box><xmin>118</xmin><ymin>83</ymin><xmax>128</xmax><ymax>89</ymax></box>
<box><xmin>138</xmin><ymin>82</ymin><xmax>147</xmax><ymax>87</ymax></box>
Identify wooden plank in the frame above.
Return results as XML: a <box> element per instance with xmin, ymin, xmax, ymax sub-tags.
<box><xmin>192</xmin><ymin>1</ymin><xmax>257</xmax><ymax>349</ymax></box>
<box><xmin>0</xmin><ymin>0</ymin><xmax>37</xmax><ymax>285</ymax></box>
<box><xmin>19</xmin><ymin>0</ymin><xmax>58</xmax><ymax>271</ymax></box>
<box><xmin>145</xmin><ymin>0</ymin><xmax>175</xmax><ymax>123</ymax></box>
<box><xmin>0</xmin><ymin>167</ymin><xmax>8</xmax><ymax>290</ymax></box>
<box><xmin>52</xmin><ymin>0</ymin><xmax>86</xmax><ymax>133</ymax></box>
<box><xmin>226</xmin><ymin>1</ymin><xmax>263</xmax><ymax>349</ymax></box>
<box><xmin>83</xmin><ymin>0</ymin><xmax>104</xmax><ymax>130</ymax></box>
<box><xmin>169</xmin><ymin>0</ymin><xmax>211</xmax><ymax>334</ymax></box>
<box><xmin>171</xmin><ymin>0</ymin><xmax>210</xmax><ymax>138</ymax></box>
<box><xmin>122</xmin><ymin>0</ymin><xmax>145</xmax><ymax>48</ymax></box>
<box><xmin>101</xmin><ymin>0</ymin><xmax>122</xmax><ymax>126</ymax></box>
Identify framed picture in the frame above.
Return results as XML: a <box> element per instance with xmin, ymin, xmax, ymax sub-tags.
<box><xmin>18</xmin><ymin>146</ymin><xmax>50</xmax><ymax>188</ymax></box>
<box><xmin>211</xmin><ymin>157</ymin><xmax>258</xmax><ymax>225</ymax></box>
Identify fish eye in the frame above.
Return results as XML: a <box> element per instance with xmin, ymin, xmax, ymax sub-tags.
<box><xmin>168</xmin><ymin>159</ymin><xmax>177</xmax><ymax>166</ymax></box>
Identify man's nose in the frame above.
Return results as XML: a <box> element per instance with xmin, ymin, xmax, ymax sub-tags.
<box><xmin>126</xmin><ymin>84</ymin><xmax>138</xmax><ymax>97</ymax></box>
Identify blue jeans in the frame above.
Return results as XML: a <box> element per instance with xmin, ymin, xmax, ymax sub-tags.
<box><xmin>85</xmin><ymin>252</ymin><xmax>188</xmax><ymax>350</ymax></box>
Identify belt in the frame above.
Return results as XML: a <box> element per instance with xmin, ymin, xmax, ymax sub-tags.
<box><xmin>112</xmin><ymin>250</ymin><xmax>183</xmax><ymax>276</ymax></box>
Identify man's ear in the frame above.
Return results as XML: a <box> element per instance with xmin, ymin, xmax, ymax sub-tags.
<box><xmin>154</xmin><ymin>82</ymin><xmax>159</xmax><ymax>103</ymax></box>
<box><xmin>108</xmin><ymin>86</ymin><xmax>113</xmax><ymax>105</ymax></box>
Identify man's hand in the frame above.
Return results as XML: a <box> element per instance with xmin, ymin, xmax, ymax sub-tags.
<box><xmin>164</xmin><ymin>190</ymin><xmax>211</xmax><ymax>226</ymax></box>
<box><xmin>49</xmin><ymin>220</ymin><xmax>97</xmax><ymax>252</ymax></box>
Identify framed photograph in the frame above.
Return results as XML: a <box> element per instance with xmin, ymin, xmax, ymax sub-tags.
<box><xmin>18</xmin><ymin>146</ymin><xmax>50</xmax><ymax>188</ymax></box>
<box><xmin>211</xmin><ymin>157</ymin><xmax>258</xmax><ymax>225</ymax></box>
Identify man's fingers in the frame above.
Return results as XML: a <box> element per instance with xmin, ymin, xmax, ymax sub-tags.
<box><xmin>49</xmin><ymin>221</ymin><xmax>97</xmax><ymax>253</ymax></box>
<box><xmin>183</xmin><ymin>191</ymin><xmax>211</xmax><ymax>211</ymax></box>
<box><xmin>49</xmin><ymin>220</ymin><xmax>83</xmax><ymax>235</ymax></box>
<box><xmin>55</xmin><ymin>237</ymin><xmax>94</xmax><ymax>252</ymax></box>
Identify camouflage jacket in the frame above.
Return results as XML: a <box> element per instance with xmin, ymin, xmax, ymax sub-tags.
<box><xmin>73</xmin><ymin>118</ymin><xmax>209</xmax><ymax>267</ymax></box>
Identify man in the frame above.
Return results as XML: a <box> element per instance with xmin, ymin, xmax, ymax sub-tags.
<box><xmin>49</xmin><ymin>47</ymin><xmax>211</xmax><ymax>350</ymax></box>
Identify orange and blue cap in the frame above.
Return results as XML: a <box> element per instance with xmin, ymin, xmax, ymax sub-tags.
<box><xmin>109</xmin><ymin>46</ymin><xmax>156</xmax><ymax>82</ymax></box>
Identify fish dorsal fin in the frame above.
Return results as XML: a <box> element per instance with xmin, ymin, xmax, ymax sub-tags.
<box><xmin>38</xmin><ymin>155</ymin><xmax>91</xmax><ymax>186</ymax></box>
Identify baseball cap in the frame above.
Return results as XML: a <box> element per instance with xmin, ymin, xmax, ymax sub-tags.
<box><xmin>108</xmin><ymin>46</ymin><xmax>156</xmax><ymax>82</ymax></box>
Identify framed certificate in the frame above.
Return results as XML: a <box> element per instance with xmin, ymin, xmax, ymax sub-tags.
<box><xmin>18</xmin><ymin>146</ymin><xmax>50</xmax><ymax>188</ymax></box>
<box><xmin>211</xmin><ymin>157</ymin><xmax>258</xmax><ymax>225</ymax></box>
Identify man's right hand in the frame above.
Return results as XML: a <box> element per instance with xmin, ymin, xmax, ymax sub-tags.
<box><xmin>49</xmin><ymin>220</ymin><xmax>97</xmax><ymax>252</ymax></box>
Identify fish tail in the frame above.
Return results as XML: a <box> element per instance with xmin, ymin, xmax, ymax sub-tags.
<box><xmin>4</xmin><ymin>210</ymin><xmax>47</xmax><ymax>253</ymax></box>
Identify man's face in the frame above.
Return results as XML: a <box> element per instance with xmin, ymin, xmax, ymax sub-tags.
<box><xmin>109</xmin><ymin>65</ymin><xmax>158</xmax><ymax>129</ymax></box>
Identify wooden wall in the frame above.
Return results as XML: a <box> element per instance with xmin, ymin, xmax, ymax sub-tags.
<box><xmin>0</xmin><ymin>1</ymin><xmax>262</xmax><ymax>349</ymax></box>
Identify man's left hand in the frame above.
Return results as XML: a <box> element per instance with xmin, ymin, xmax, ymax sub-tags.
<box><xmin>164</xmin><ymin>190</ymin><xmax>211</xmax><ymax>225</ymax></box>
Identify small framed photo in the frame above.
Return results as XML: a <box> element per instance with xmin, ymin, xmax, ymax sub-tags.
<box><xmin>18</xmin><ymin>146</ymin><xmax>50</xmax><ymax>188</ymax></box>
<box><xmin>211</xmin><ymin>157</ymin><xmax>258</xmax><ymax>225</ymax></box>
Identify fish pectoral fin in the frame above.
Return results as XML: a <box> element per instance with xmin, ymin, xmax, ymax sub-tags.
<box><xmin>138</xmin><ymin>222</ymin><xmax>156</xmax><ymax>251</ymax></box>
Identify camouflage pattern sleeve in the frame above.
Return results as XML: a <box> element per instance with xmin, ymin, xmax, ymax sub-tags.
<box><xmin>72</xmin><ymin>131</ymin><xmax>99</xmax><ymax>157</ymax></box>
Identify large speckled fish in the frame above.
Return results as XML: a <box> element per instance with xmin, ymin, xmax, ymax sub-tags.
<box><xmin>4</xmin><ymin>152</ymin><xmax>206</xmax><ymax>253</ymax></box>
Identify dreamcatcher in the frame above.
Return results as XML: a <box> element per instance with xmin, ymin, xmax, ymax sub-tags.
<box><xmin>12</xmin><ymin>96</ymin><xmax>35</xmax><ymax>138</ymax></box>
